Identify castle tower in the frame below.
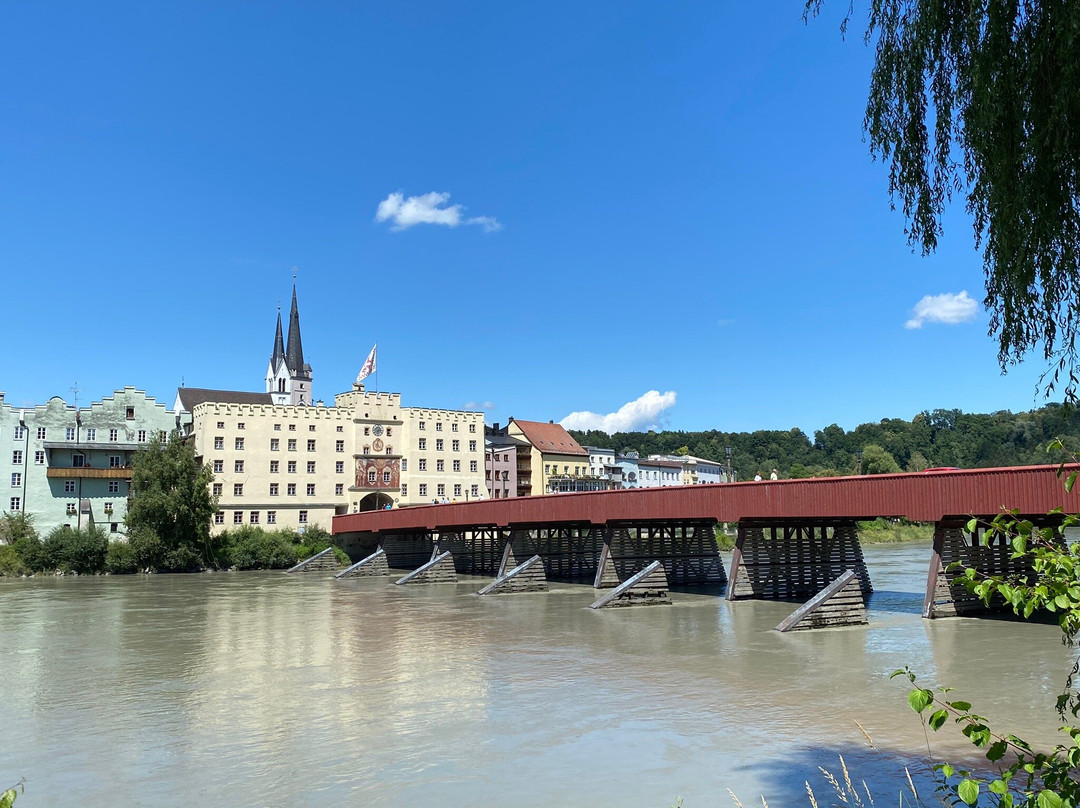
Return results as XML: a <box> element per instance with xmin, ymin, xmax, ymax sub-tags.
<box><xmin>266</xmin><ymin>284</ymin><xmax>313</xmax><ymax>405</ymax></box>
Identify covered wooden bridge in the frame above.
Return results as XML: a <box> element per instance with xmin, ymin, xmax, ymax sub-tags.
<box><xmin>331</xmin><ymin>465</ymin><xmax>1080</xmax><ymax>618</ymax></box>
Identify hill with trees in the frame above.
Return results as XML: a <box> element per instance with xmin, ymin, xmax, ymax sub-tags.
<box><xmin>568</xmin><ymin>403</ymin><xmax>1080</xmax><ymax>481</ymax></box>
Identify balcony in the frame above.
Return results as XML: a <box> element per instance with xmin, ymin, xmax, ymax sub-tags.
<box><xmin>47</xmin><ymin>466</ymin><xmax>133</xmax><ymax>479</ymax></box>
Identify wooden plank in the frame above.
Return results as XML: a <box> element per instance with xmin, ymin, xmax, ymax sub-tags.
<box><xmin>589</xmin><ymin>560</ymin><xmax>671</xmax><ymax>609</ymax></box>
<box><xmin>774</xmin><ymin>569</ymin><xmax>867</xmax><ymax>632</ymax></box>
<box><xmin>477</xmin><ymin>554</ymin><xmax>548</xmax><ymax>595</ymax></box>
<box><xmin>394</xmin><ymin>551</ymin><xmax>457</xmax><ymax>585</ymax></box>
<box><xmin>286</xmin><ymin>546</ymin><xmax>338</xmax><ymax>574</ymax></box>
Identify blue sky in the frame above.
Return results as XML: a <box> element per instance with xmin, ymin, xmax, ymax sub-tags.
<box><xmin>0</xmin><ymin>2</ymin><xmax>1051</xmax><ymax>435</ymax></box>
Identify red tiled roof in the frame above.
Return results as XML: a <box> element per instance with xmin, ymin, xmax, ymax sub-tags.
<box><xmin>511</xmin><ymin>419</ymin><xmax>589</xmax><ymax>456</ymax></box>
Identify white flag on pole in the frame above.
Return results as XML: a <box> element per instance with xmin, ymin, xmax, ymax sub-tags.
<box><xmin>356</xmin><ymin>344</ymin><xmax>377</xmax><ymax>383</ymax></box>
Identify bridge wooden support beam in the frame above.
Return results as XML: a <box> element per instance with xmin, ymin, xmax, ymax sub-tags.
<box><xmin>727</xmin><ymin>520</ymin><xmax>871</xmax><ymax>601</ymax></box>
<box><xmin>477</xmin><ymin>555</ymin><xmax>547</xmax><ymax>595</ymax></box>
<box><xmin>394</xmin><ymin>551</ymin><xmax>458</xmax><ymax>585</ymax></box>
<box><xmin>286</xmin><ymin>546</ymin><xmax>339</xmax><ymax>575</ymax></box>
<box><xmin>334</xmin><ymin>546</ymin><xmax>390</xmax><ymax>578</ymax></box>
<box><xmin>381</xmin><ymin>531</ymin><xmax>437</xmax><ymax>570</ymax></box>
<box><xmin>922</xmin><ymin>517</ymin><xmax>1054</xmax><ymax>619</ymax></box>
<box><xmin>774</xmin><ymin>570</ymin><xmax>868</xmax><ymax>632</ymax></box>
<box><xmin>589</xmin><ymin>561</ymin><xmax>671</xmax><ymax>608</ymax></box>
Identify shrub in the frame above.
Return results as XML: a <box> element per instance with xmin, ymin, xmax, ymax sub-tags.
<box><xmin>13</xmin><ymin>536</ymin><xmax>45</xmax><ymax>572</ymax></box>
<box><xmin>0</xmin><ymin>545</ymin><xmax>26</xmax><ymax>577</ymax></box>
<box><xmin>218</xmin><ymin>526</ymin><xmax>297</xmax><ymax>570</ymax></box>
<box><xmin>37</xmin><ymin>526</ymin><xmax>109</xmax><ymax>574</ymax></box>
<box><xmin>0</xmin><ymin>512</ymin><xmax>38</xmax><ymax>545</ymax></box>
<box><xmin>105</xmin><ymin>541</ymin><xmax>139</xmax><ymax>574</ymax></box>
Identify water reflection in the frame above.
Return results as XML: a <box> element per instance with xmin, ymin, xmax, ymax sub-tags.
<box><xmin>0</xmin><ymin>542</ymin><xmax>1074</xmax><ymax>807</ymax></box>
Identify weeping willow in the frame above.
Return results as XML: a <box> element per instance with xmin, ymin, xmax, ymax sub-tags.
<box><xmin>807</xmin><ymin>1</ymin><xmax>1080</xmax><ymax>396</ymax></box>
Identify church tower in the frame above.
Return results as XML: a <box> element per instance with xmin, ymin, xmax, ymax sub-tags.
<box><xmin>266</xmin><ymin>284</ymin><xmax>313</xmax><ymax>405</ymax></box>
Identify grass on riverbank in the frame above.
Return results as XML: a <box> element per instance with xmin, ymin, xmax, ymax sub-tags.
<box><xmin>714</xmin><ymin>519</ymin><xmax>932</xmax><ymax>551</ymax></box>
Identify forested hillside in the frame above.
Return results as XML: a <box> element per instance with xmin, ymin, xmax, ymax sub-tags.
<box><xmin>568</xmin><ymin>404</ymin><xmax>1080</xmax><ymax>481</ymax></box>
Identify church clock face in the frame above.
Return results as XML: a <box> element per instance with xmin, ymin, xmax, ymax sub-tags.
<box><xmin>372</xmin><ymin>425</ymin><xmax>384</xmax><ymax>437</ymax></box>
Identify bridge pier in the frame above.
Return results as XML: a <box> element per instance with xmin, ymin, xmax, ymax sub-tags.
<box><xmin>727</xmin><ymin>520</ymin><xmax>871</xmax><ymax>601</ymax></box>
<box><xmin>381</xmin><ymin>531</ymin><xmax>437</xmax><ymax>570</ymax></box>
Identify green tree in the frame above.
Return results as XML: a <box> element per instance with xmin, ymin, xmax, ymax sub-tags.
<box><xmin>0</xmin><ymin>512</ymin><xmax>37</xmax><ymax>545</ymax></box>
<box><xmin>906</xmin><ymin>450</ymin><xmax>929</xmax><ymax>472</ymax></box>
<box><xmin>806</xmin><ymin>1</ymin><xmax>1080</xmax><ymax>397</ymax></box>
<box><xmin>860</xmin><ymin>443</ymin><xmax>901</xmax><ymax>474</ymax></box>
<box><xmin>126</xmin><ymin>433</ymin><xmax>218</xmax><ymax>571</ymax></box>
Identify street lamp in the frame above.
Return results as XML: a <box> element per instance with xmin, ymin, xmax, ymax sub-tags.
<box><xmin>725</xmin><ymin>446</ymin><xmax>733</xmax><ymax>483</ymax></box>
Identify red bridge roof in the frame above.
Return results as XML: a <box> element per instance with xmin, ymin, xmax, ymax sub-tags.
<box><xmin>333</xmin><ymin>464</ymin><xmax>1080</xmax><ymax>535</ymax></box>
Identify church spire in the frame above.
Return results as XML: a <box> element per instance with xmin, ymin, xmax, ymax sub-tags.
<box><xmin>285</xmin><ymin>283</ymin><xmax>307</xmax><ymax>375</ymax></box>
<box><xmin>271</xmin><ymin>305</ymin><xmax>285</xmax><ymax>371</ymax></box>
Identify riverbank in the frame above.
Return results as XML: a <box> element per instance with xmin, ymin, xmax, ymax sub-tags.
<box><xmin>715</xmin><ymin>519</ymin><xmax>933</xmax><ymax>550</ymax></box>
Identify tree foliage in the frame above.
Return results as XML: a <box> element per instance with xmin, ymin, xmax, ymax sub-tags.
<box><xmin>126</xmin><ymin>433</ymin><xmax>217</xmax><ymax>571</ymax></box>
<box><xmin>806</xmin><ymin>0</ymin><xmax>1080</xmax><ymax>396</ymax></box>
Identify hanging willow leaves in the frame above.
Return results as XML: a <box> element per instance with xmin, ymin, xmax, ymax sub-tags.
<box><xmin>805</xmin><ymin>0</ymin><xmax>1080</xmax><ymax>397</ymax></box>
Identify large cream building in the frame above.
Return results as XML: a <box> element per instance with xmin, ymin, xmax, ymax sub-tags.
<box><xmin>179</xmin><ymin>285</ymin><xmax>484</xmax><ymax>533</ymax></box>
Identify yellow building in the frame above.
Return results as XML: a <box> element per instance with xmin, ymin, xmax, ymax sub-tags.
<box><xmin>504</xmin><ymin>418</ymin><xmax>595</xmax><ymax>495</ymax></box>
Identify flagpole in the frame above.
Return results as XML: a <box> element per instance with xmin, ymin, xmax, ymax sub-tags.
<box><xmin>374</xmin><ymin>342</ymin><xmax>378</xmax><ymax>394</ymax></box>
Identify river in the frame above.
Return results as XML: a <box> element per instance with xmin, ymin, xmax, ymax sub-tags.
<box><xmin>1</xmin><ymin>540</ymin><xmax>1074</xmax><ymax>807</ymax></box>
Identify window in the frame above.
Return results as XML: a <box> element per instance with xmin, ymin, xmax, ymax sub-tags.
<box><xmin>306</xmin><ymin>461</ymin><xmax>316</xmax><ymax>474</ymax></box>
<box><xmin>453</xmin><ymin>460</ymin><xmax>461</xmax><ymax>472</ymax></box>
<box><xmin>470</xmin><ymin>460</ymin><xmax>477</xmax><ymax>473</ymax></box>
<box><xmin>306</xmin><ymin>484</ymin><xmax>315</xmax><ymax>496</ymax></box>
<box><xmin>336</xmin><ymin>425</ymin><xmax>343</xmax><ymax>433</ymax></box>
<box><xmin>336</xmin><ymin>440</ymin><xmax>344</xmax><ymax>452</ymax></box>
<box><xmin>367</xmin><ymin>470</ymin><xmax>376</xmax><ymax>484</ymax></box>
<box><xmin>65</xmin><ymin>427</ymin><xmax>76</xmax><ymax>440</ymax></box>
<box><xmin>309</xmin><ymin>424</ymin><xmax>316</xmax><ymax>432</ymax></box>
<box><xmin>213</xmin><ymin>483</ymin><xmax>223</xmax><ymax>496</ymax></box>
<box><xmin>250</xmin><ymin>511</ymin><xmax>259</xmax><ymax>524</ymax></box>
<box><xmin>401</xmin><ymin>459</ymin><xmax>407</xmax><ymax>471</ymax></box>
<box><xmin>298</xmin><ymin>510</ymin><xmax>308</xmax><ymax>524</ymax></box>
<box><xmin>267</xmin><ymin>511</ymin><xmax>276</xmax><ymax>524</ymax></box>
<box><xmin>335</xmin><ymin>461</ymin><xmax>344</xmax><ymax>473</ymax></box>
<box><xmin>270</xmin><ymin>439</ymin><xmax>279</xmax><ymax>451</ymax></box>
<box><xmin>34</xmin><ymin>451</ymin><xmax>44</xmax><ymax>465</ymax></box>
<box><xmin>237</xmin><ymin>422</ymin><xmax>245</xmax><ymax>430</ymax></box>
<box><xmin>451</xmin><ymin>422</ymin><xmax>458</xmax><ymax>432</ymax></box>
<box><xmin>126</xmin><ymin>407</ymin><xmax>135</xmax><ymax>420</ymax></box>
<box><xmin>234</xmin><ymin>460</ymin><xmax>244</xmax><ymax>473</ymax></box>
<box><xmin>274</xmin><ymin>423</ymin><xmax>281</xmax><ymax>431</ymax></box>
<box><xmin>214</xmin><ymin>437</ymin><xmax>224</xmax><ymax>450</ymax></box>
<box><xmin>436</xmin><ymin>422</ymin><xmax>443</xmax><ymax>432</ymax></box>
<box><xmin>437</xmin><ymin>484</ymin><xmax>445</xmax><ymax>497</ymax></box>
<box><xmin>235</xmin><ymin>437</ymin><xmax>244</xmax><ymax>450</ymax></box>
<box><xmin>214</xmin><ymin>512</ymin><xmax>224</xmax><ymax>525</ymax></box>
<box><xmin>436</xmin><ymin>439</ymin><xmax>444</xmax><ymax>451</ymax></box>
<box><xmin>545</xmin><ymin>465</ymin><xmax>551</xmax><ymax>475</ymax></box>
<box><xmin>288</xmin><ymin>439</ymin><xmax>296</xmax><ymax>451</ymax></box>
<box><xmin>72</xmin><ymin>454</ymin><xmax>84</xmax><ymax>468</ymax></box>
<box><xmin>233</xmin><ymin>484</ymin><xmax>243</xmax><ymax>496</ymax></box>
<box><xmin>104</xmin><ymin>502</ymin><xmax>113</xmax><ymax>513</ymax></box>
<box><xmin>418</xmin><ymin>458</ymin><xmax>427</xmax><ymax>471</ymax></box>
<box><xmin>471</xmin><ymin>484</ymin><xmax>479</xmax><ymax>497</ymax></box>
<box><xmin>213</xmin><ymin>460</ymin><xmax>224</xmax><ymax>473</ymax></box>
<box><xmin>288</xmin><ymin>424</ymin><xmax>296</xmax><ymax>431</ymax></box>
<box><xmin>452</xmin><ymin>440</ymin><xmax>460</xmax><ymax>452</ymax></box>
<box><xmin>453</xmin><ymin>484</ymin><xmax>461</xmax><ymax>497</ymax></box>
<box><xmin>270</xmin><ymin>483</ymin><xmax>279</xmax><ymax>496</ymax></box>
<box><xmin>36</xmin><ymin>427</ymin><xmax>46</xmax><ymax>440</ymax></box>
<box><xmin>419</xmin><ymin>421</ymin><xmax>426</xmax><ymax>430</ymax></box>
<box><xmin>233</xmin><ymin>511</ymin><xmax>243</xmax><ymax>524</ymax></box>
<box><xmin>13</xmin><ymin>426</ymin><xmax>25</xmax><ymax>440</ymax></box>
<box><xmin>109</xmin><ymin>429</ymin><xmax>118</xmax><ymax>441</ymax></box>
<box><xmin>11</xmin><ymin>451</ymin><xmax>22</xmax><ymax>465</ymax></box>
<box><xmin>288</xmin><ymin>461</ymin><xmax>297</xmax><ymax>473</ymax></box>
<box><xmin>386</xmin><ymin>446</ymin><xmax>393</xmax><ymax>455</ymax></box>
<box><xmin>10</xmin><ymin>473</ymin><xmax>21</xmax><ymax>487</ymax></box>
<box><xmin>335</xmin><ymin>483</ymin><xmax>343</xmax><ymax>495</ymax></box>
<box><xmin>270</xmin><ymin>461</ymin><xmax>279</xmax><ymax>473</ymax></box>
<box><xmin>418</xmin><ymin>484</ymin><xmax>427</xmax><ymax>497</ymax></box>
<box><xmin>138</xmin><ymin>430</ymin><xmax>147</xmax><ymax>442</ymax></box>
<box><xmin>469</xmin><ymin>424</ymin><xmax>476</xmax><ymax>433</ymax></box>
<box><xmin>419</xmin><ymin>438</ymin><xmax>427</xmax><ymax>450</ymax></box>
<box><xmin>86</xmin><ymin>428</ymin><xmax>96</xmax><ymax>441</ymax></box>
<box><xmin>307</xmin><ymin>440</ymin><xmax>316</xmax><ymax>451</ymax></box>
<box><xmin>110</xmin><ymin>455</ymin><xmax>122</xmax><ymax>468</ymax></box>
<box><xmin>66</xmin><ymin>503</ymin><xmax>77</xmax><ymax>515</ymax></box>
<box><xmin>364</xmin><ymin>427</ymin><xmax>370</xmax><ymax>436</ymax></box>
<box><xmin>469</xmin><ymin>440</ymin><xmax>477</xmax><ymax>452</ymax></box>
<box><xmin>64</xmin><ymin>480</ymin><xmax>76</xmax><ymax>493</ymax></box>
<box><xmin>386</xmin><ymin>427</ymin><xmax>393</xmax><ymax>436</ymax></box>
<box><xmin>217</xmin><ymin>421</ymin><xmax>225</xmax><ymax>429</ymax></box>
<box><xmin>287</xmin><ymin>483</ymin><xmax>296</xmax><ymax>496</ymax></box>
<box><xmin>108</xmin><ymin>481</ymin><xmax>120</xmax><ymax>494</ymax></box>
<box><xmin>436</xmin><ymin>460</ymin><xmax>444</xmax><ymax>472</ymax></box>
<box><xmin>383</xmin><ymin>470</ymin><xmax>391</xmax><ymax>484</ymax></box>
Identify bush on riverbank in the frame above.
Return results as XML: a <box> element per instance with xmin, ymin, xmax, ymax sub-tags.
<box><xmin>105</xmin><ymin>540</ymin><xmax>140</xmax><ymax>574</ymax></box>
<box><xmin>856</xmin><ymin>518</ymin><xmax>933</xmax><ymax>543</ymax></box>
<box><xmin>212</xmin><ymin>525</ymin><xmax>349</xmax><ymax>570</ymax></box>
<box><xmin>12</xmin><ymin>526</ymin><xmax>110</xmax><ymax>574</ymax></box>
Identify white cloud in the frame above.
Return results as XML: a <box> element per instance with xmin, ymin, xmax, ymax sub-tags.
<box><xmin>375</xmin><ymin>191</ymin><xmax>502</xmax><ymax>232</ymax></box>
<box><xmin>463</xmin><ymin>400</ymin><xmax>496</xmax><ymax>411</ymax></box>
<box><xmin>560</xmin><ymin>390</ymin><xmax>677</xmax><ymax>434</ymax></box>
<box><xmin>904</xmin><ymin>290</ymin><xmax>978</xmax><ymax>329</ymax></box>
